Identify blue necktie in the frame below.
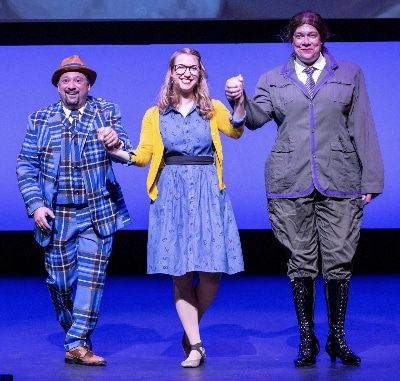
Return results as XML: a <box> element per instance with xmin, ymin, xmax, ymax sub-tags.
<box><xmin>70</xmin><ymin>110</ymin><xmax>79</xmax><ymax>119</ymax></box>
<box><xmin>70</xmin><ymin>110</ymin><xmax>79</xmax><ymax>133</ymax></box>
<box><xmin>303</xmin><ymin>66</ymin><xmax>316</xmax><ymax>97</ymax></box>
<box><xmin>69</xmin><ymin>111</ymin><xmax>80</xmax><ymax>176</ymax></box>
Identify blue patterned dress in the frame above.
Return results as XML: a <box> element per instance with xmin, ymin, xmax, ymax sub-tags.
<box><xmin>147</xmin><ymin>105</ymin><xmax>244</xmax><ymax>276</ymax></box>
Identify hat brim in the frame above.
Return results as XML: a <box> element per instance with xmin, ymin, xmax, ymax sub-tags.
<box><xmin>52</xmin><ymin>67</ymin><xmax>97</xmax><ymax>87</ymax></box>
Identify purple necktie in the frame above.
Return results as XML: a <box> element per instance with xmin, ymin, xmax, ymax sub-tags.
<box><xmin>303</xmin><ymin>66</ymin><xmax>316</xmax><ymax>97</ymax></box>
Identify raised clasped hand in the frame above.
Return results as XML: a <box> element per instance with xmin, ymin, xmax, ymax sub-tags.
<box><xmin>225</xmin><ymin>74</ymin><xmax>244</xmax><ymax>101</ymax></box>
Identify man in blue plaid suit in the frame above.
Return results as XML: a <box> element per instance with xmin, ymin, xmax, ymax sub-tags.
<box><xmin>16</xmin><ymin>55</ymin><xmax>132</xmax><ymax>366</ymax></box>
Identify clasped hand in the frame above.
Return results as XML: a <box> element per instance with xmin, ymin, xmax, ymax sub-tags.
<box><xmin>97</xmin><ymin>127</ymin><xmax>119</xmax><ymax>153</ymax></box>
<box><xmin>225</xmin><ymin>74</ymin><xmax>244</xmax><ymax>101</ymax></box>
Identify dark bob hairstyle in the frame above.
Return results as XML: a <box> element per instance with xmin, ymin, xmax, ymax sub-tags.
<box><xmin>280</xmin><ymin>10</ymin><xmax>331</xmax><ymax>44</ymax></box>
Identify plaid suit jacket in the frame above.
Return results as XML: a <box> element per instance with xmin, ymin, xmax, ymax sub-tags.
<box><xmin>16</xmin><ymin>96</ymin><xmax>132</xmax><ymax>246</ymax></box>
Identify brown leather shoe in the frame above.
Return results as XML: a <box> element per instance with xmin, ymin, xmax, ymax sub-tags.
<box><xmin>65</xmin><ymin>346</ymin><xmax>107</xmax><ymax>366</ymax></box>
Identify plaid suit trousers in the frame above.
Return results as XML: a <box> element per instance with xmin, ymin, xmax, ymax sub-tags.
<box><xmin>44</xmin><ymin>204</ymin><xmax>113</xmax><ymax>351</ymax></box>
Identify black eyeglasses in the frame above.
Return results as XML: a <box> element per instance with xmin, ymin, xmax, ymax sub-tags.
<box><xmin>173</xmin><ymin>64</ymin><xmax>200</xmax><ymax>76</ymax></box>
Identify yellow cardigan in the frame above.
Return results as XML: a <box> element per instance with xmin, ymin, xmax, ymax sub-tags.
<box><xmin>131</xmin><ymin>99</ymin><xmax>244</xmax><ymax>201</ymax></box>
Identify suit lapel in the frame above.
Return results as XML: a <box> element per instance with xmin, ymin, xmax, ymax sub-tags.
<box><xmin>47</xmin><ymin>113</ymin><xmax>63</xmax><ymax>151</ymax></box>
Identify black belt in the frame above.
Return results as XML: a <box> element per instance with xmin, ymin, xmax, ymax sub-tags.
<box><xmin>54</xmin><ymin>203</ymin><xmax>88</xmax><ymax>209</ymax></box>
<box><xmin>164</xmin><ymin>156</ymin><xmax>214</xmax><ymax>165</ymax></box>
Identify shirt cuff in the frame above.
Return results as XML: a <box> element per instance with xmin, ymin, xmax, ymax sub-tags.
<box><xmin>123</xmin><ymin>150</ymin><xmax>136</xmax><ymax>166</ymax></box>
<box><xmin>230</xmin><ymin>111</ymin><xmax>246</xmax><ymax>127</ymax></box>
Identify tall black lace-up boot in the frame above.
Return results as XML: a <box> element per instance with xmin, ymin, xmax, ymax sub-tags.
<box><xmin>324</xmin><ymin>279</ymin><xmax>361</xmax><ymax>365</ymax></box>
<box><xmin>291</xmin><ymin>277</ymin><xmax>320</xmax><ymax>366</ymax></box>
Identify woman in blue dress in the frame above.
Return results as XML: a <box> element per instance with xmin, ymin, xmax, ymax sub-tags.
<box><xmin>99</xmin><ymin>47</ymin><xmax>245</xmax><ymax>367</ymax></box>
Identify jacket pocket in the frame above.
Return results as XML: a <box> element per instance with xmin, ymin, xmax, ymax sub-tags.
<box><xmin>329</xmin><ymin>140</ymin><xmax>361</xmax><ymax>189</ymax></box>
<box><xmin>325</xmin><ymin>79</ymin><xmax>353</xmax><ymax>105</ymax></box>
<box><xmin>266</xmin><ymin>140</ymin><xmax>296</xmax><ymax>192</ymax></box>
<box><xmin>269</xmin><ymin>80</ymin><xmax>296</xmax><ymax>110</ymax></box>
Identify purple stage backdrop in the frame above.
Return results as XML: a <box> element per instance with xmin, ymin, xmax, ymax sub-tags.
<box><xmin>2</xmin><ymin>42</ymin><xmax>398</xmax><ymax>230</ymax></box>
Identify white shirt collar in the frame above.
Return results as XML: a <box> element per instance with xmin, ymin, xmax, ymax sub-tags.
<box><xmin>63</xmin><ymin>106</ymin><xmax>85</xmax><ymax>119</ymax></box>
<box><xmin>294</xmin><ymin>53</ymin><xmax>326</xmax><ymax>82</ymax></box>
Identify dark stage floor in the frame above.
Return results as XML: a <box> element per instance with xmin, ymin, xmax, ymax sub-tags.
<box><xmin>1</xmin><ymin>274</ymin><xmax>399</xmax><ymax>381</ymax></box>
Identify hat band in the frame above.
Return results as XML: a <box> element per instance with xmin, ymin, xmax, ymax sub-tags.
<box><xmin>63</xmin><ymin>63</ymin><xmax>84</xmax><ymax>68</ymax></box>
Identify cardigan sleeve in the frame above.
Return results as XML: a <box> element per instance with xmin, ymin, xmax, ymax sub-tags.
<box><xmin>212</xmin><ymin>99</ymin><xmax>244</xmax><ymax>139</ymax></box>
<box><xmin>131</xmin><ymin>107</ymin><xmax>157</xmax><ymax>167</ymax></box>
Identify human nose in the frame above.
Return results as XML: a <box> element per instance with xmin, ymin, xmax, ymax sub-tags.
<box><xmin>182</xmin><ymin>67</ymin><xmax>191</xmax><ymax>76</ymax></box>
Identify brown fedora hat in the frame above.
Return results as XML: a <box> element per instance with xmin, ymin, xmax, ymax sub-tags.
<box><xmin>51</xmin><ymin>55</ymin><xmax>97</xmax><ymax>87</ymax></box>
